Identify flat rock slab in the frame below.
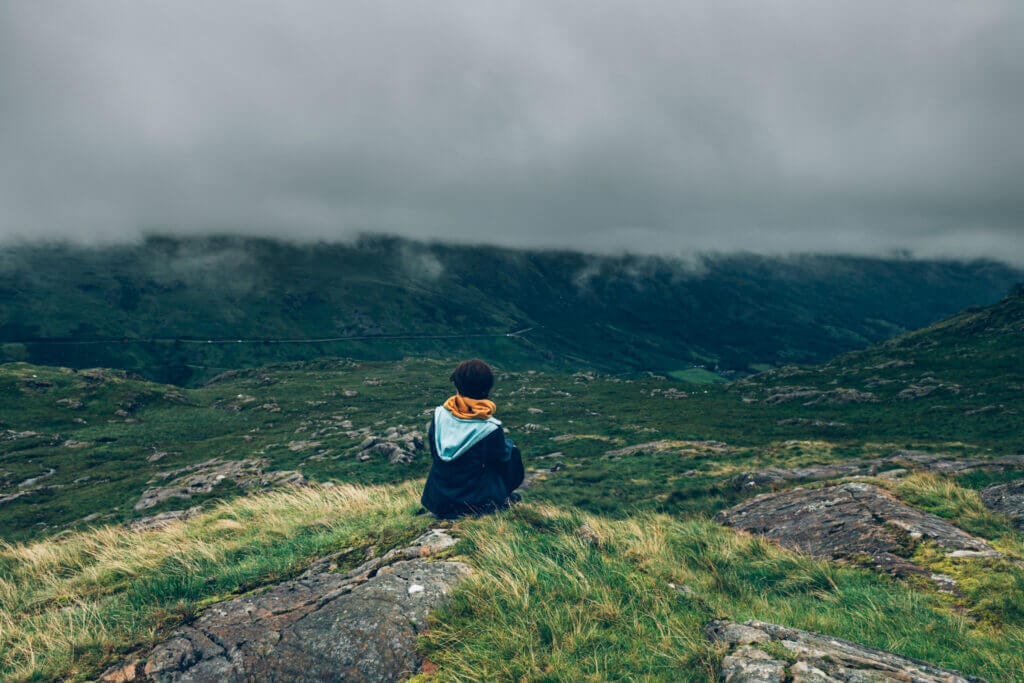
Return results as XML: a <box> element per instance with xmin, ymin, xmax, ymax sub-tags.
<box><xmin>980</xmin><ymin>479</ymin><xmax>1024</xmax><ymax>531</ymax></box>
<box><xmin>604</xmin><ymin>440</ymin><xmax>731</xmax><ymax>457</ymax></box>
<box><xmin>106</xmin><ymin>529</ymin><xmax>468</xmax><ymax>683</ymax></box>
<box><xmin>888</xmin><ymin>451</ymin><xmax>1024</xmax><ymax>475</ymax></box>
<box><xmin>135</xmin><ymin>458</ymin><xmax>306</xmax><ymax>511</ymax></box>
<box><xmin>731</xmin><ymin>462</ymin><xmax>876</xmax><ymax>491</ymax></box>
<box><xmin>716</xmin><ymin>482</ymin><xmax>992</xmax><ymax>577</ymax></box>
<box><xmin>706</xmin><ymin>619</ymin><xmax>984</xmax><ymax>682</ymax></box>
<box><xmin>733</xmin><ymin>452</ymin><xmax>1024</xmax><ymax>492</ymax></box>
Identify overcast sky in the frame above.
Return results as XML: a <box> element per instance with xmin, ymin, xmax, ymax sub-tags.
<box><xmin>1</xmin><ymin>1</ymin><xmax>1022</xmax><ymax>262</ymax></box>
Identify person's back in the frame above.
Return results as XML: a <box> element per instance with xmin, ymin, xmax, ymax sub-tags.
<box><xmin>421</xmin><ymin>359</ymin><xmax>524</xmax><ymax>518</ymax></box>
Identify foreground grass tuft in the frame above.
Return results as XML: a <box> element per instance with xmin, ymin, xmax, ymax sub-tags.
<box><xmin>423</xmin><ymin>503</ymin><xmax>1024</xmax><ymax>681</ymax></box>
<box><xmin>0</xmin><ymin>482</ymin><xmax>429</xmax><ymax>682</ymax></box>
<box><xmin>887</xmin><ymin>472</ymin><xmax>1014</xmax><ymax>539</ymax></box>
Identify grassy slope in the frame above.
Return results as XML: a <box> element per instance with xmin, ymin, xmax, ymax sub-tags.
<box><xmin>0</xmin><ymin>483</ymin><xmax>433</xmax><ymax>681</ymax></box>
<box><xmin>1</xmin><ymin>236</ymin><xmax>1019</xmax><ymax>385</ymax></box>
<box><xmin>733</xmin><ymin>284</ymin><xmax>1024</xmax><ymax>453</ymax></box>
<box><xmin>3</xmin><ymin>282</ymin><xmax>1022</xmax><ymax>541</ymax></box>
<box><xmin>2</xmin><ymin>482</ymin><xmax>1022</xmax><ymax>682</ymax></box>
<box><xmin>423</xmin><ymin>501</ymin><xmax>1024</xmax><ymax>682</ymax></box>
<box><xmin>1</xmin><ymin>289</ymin><xmax>1023</xmax><ymax>680</ymax></box>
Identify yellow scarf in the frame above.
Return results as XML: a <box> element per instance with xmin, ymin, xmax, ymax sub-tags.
<box><xmin>444</xmin><ymin>394</ymin><xmax>496</xmax><ymax>420</ymax></box>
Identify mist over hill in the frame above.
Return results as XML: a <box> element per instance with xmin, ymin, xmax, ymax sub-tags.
<box><xmin>0</xmin><ymin>235</ymin><xmax>1020</xmax><ymax>385</ymax></box>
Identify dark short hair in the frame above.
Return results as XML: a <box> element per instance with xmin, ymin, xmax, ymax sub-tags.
<box><xmin>450</xmin><ymin>359</ymin><xmax>494</xmax><ymax>399</ymax></box>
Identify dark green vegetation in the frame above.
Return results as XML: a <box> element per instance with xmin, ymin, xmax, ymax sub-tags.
<box><xmin>0</xmin><ymin>235</ymin><xmax>1019</xmax><ymax>385</ymax></box>
<box><xmin>734</xmin><ymin>282</ymin><xmax>1024</xmax><ymax>450</ymax></box>
<box><xmin>1</xmin><ymin>286</ymin><xmax>1022</xmax><ymax>543</ymax></box>
<box><xmin>1</xmin><ymin>274</ymin><xmax>1022</xmax><ymax>680</ymax></box>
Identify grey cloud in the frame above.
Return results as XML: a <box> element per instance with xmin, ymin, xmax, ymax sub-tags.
<box><xmin>1</xmin><ymin>1</ymin><xmax>1022</xmax><ymax>262</ymax></box>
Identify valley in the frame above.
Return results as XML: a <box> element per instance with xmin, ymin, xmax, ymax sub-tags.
<box><xmin>1</xmin><ymin>236</ymin><xmax>1019</xmax><ymax>385</ymax></box>
<box><xmin>1</xmin><ymin>285</ymin><xmax>1022</xmax><ymax>680</ymax></box>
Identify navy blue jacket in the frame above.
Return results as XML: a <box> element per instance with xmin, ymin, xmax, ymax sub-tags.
<box><xmin>421</xmin><ymin>416</ymin><xmax>523</xmax><ymax>518</ymax></box>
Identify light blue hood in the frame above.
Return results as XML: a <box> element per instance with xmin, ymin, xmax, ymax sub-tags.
<box><xmin>433</xmin><ymin>405</ymin><xmax>501</xmax><ymax>461</ymax></box>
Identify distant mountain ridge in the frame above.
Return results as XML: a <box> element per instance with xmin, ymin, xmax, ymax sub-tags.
<box><xmin>0</xmin><ymin>235</ymin><xmax>1020</xmax><ymax>384</ymax></box>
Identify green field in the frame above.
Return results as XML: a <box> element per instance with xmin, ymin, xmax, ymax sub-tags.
<box><xmin>667</xmin><ymin>367</ymin><xmax>728</xmax><ymax>384</ymax></box>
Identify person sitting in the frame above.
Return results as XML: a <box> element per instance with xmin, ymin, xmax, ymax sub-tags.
<box><xmin>421</xmin><ymin>359</ymin><xmax>524</xmax><ymax>519</ymax></box>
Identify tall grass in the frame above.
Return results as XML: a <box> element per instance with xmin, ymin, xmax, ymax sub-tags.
<box><xmin>880</xmin><ymin>472</ymin><xmax>1024</xmax><ymax>627</ymax></box>
<box><xmin>888</xmin><ymin>471</ymin><xmax>1013</xmax><ymax>539</ymax></box>
<box><xmin>3</xmin><ymin>482</ymin><xmax>1023</xmax><ymax>681</ymax></box>
<box><xmin>0</xmin><ymin>482</ymin><xmax>429</xmax><ymax>682</ymax></box>
<box><xmin>423</xmin><ymin>504</ymin><xmax>1024</xmax><ymax>681</ymax></box>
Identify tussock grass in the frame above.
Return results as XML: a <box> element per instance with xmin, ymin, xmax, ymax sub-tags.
<box><xmin>888</xmin><ymin>472</ymin><xmax>1015</xmax><ymax>539</ymax></box>
<box><xmin>3</xmin><ymin>480</ymin><xmax>1024</xmax><ymax>681</ymax></box>
<box><xmin>0</xmin><ymin>482</ymin><xmax>429</xmax><ymax>682</ymax></box>
<box><xmin>424</xmin><ymin>503</ymin><xmax>1024</xmax><ymax>681</ymax></box>
<box><xmin>882</xmin><ymin>472</ymin><xmax>1024</xmax><ymax>627</ymax></box>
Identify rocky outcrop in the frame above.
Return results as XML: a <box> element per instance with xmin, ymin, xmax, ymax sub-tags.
<box><xmin>2</xmin><ymin>466</ymin><xmax>62</xmax><ymax>505</ymax></box>
<box><xmin>762</xmin><ymin>387</ymin><xmax>821</xmax><ymax>405</ymax></box>
<box><xmin>732</xmin><ymin>451</ymin><xmax>1024</xmax><ymax>492</ymax></box>
<box><xmin>763</xmin><ymin>387</ymin><xmax>877</xmax><ymax>405</ymax></box>
<box><xmin>353</xmin><ymin>425</ymin><xmax>424</xmax><ymax>464</ymax></box>
<box><xmin>17</xmin><ymin>467</ymin><xmax>56</xmax><ymax>488</ymax></box>
<box><xmin>104</xmin><ymin>529</ymin><xmax>468</xmax><ymax>683</ymax></box>
<box><xmin>980</xmin><ymin>479</ymin><xmax>1024</xmax><ymax>531</ymax></box>
<box><xmin>604</xmin><ymin>440</ymin><xmax>730</xmax><ymax>457</ymax></box>
<box><xmin>291</xmin><ymin>416</ymin><xmax>424</xmax><ymax>464</ymax></box>
<box><xmin>649</xmin><ymin>387</ymin><xmax>689</xmax><ymax>399</ymax></box>
<box><xmin>716</xmin><ymin>483</ymin><xmax>993</xmax><ymax>580</ymax></box>
<box><xmin>129</xmin><ymin>507</ymin><xmax>203</xmax><ymax>532</ymax></box>
<box><xmin>775</xmin><ymin>418</ymin><xmax>848</xmax><ymax>428</ymax></box>
<box><xmin>1</xmin><ymin>429</ymin><xmax>48</xmax><ymax>442</ymax></box>
<box><xmin>0</xmin><ymin>490</ymin><xmax>33</xmax><ymax>504</ymax></box>
<box><xmin>887</xmin><ymin>450</ymin><xmax>1024</xmax><ymax>474</ymax></box>
<box><xmin>134</xmin><ymin>459</ymin><xmax>306</xmax><ymax>511</ymax></box>
<box><xmin>896</xmin><ymin>377</ymin><xmax>961</xmax><ymax>400</ymax></box>
<box><xmin>18</xmin><ymin>377</ymin><xmax>54</xmax><ymax>390</ymax></box>
<box><xmin>705</xmin><ymin>619</ymin><xmax>984</xmax><ymax>682</ymax></box>
<box><xmin>520</xmin><ymin>462</ymin><xmax>565</xmax><ymax>490</ymax></box>
<box><xmin>731</xmin><ymin>462</ymin><xmax>875</xmax><ymax>491</ymax></box>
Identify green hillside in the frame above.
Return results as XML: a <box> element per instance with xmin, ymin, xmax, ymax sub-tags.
<box><xmin>3</xmin><ymin>285</ymin><xmax>1021</xmax><ymax>543</ymax></box>
<box><xmin>733</xmin><ymin>283</ymin><xmax>1024</xmax><ymax>451</ymax></box>
<box><xmin>1</xmin><ymin>235</ymin><xmax>1019</xmax><ymax>385</ymax></box>
<box><xmin>1</xmin><ymin>285</ymin><xmax>1023</xmax><ymax>681</ymax></box>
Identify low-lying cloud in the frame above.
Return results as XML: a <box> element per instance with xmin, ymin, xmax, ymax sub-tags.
<box><xmin>1</xmin><ymin>2</ymin><xmax>1022</xmax><ymax>262</ymax></box>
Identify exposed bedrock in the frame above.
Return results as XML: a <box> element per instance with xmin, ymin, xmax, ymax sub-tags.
<box><xmin>980</xmin><ymin>478</ymin><xmax>1024</xmax><ymax>531</ymax></box>
<box><xmin>134</xmin><ymin>458</ymin><xmax>306</xmax><ymax>511</ymax></box>
<box><xmin>706</xmin><ymin>619</ymin><xmax>984</xmax><ymax>682</ymax></box>
<box><xmin>716</xmin><ymin>482</ymin><xmax>993</xmax><ymax>580</ymax></box>
<box><xmin>732</xmin><ymin>451</ymin><xmax>1024</xmax><ymax>491</ymax></box>
<box><xmin>102</xmin><ymin>529</ymin><xmax>467</xmax><ymax>683</ymax></box>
